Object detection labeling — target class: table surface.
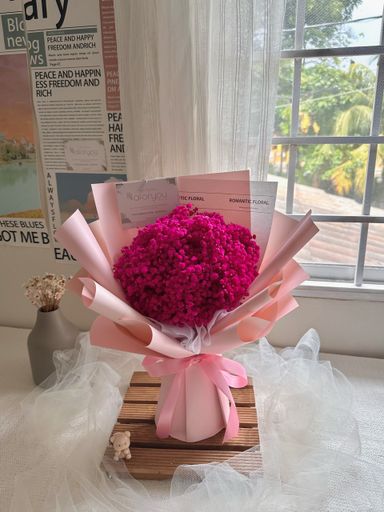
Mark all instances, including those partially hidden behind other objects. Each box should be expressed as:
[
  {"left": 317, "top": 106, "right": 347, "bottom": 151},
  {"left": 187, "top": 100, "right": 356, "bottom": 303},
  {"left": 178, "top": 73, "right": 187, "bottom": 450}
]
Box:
[{"left": 1, "top": 326, "right": 383, "bottom": 502}]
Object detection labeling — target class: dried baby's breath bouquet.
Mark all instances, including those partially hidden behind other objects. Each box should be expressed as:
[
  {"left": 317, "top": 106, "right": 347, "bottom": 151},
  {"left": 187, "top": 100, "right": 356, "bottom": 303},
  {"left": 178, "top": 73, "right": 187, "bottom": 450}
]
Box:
[{"left": 23, "top": 273, "right": 69, "bottom": 312}]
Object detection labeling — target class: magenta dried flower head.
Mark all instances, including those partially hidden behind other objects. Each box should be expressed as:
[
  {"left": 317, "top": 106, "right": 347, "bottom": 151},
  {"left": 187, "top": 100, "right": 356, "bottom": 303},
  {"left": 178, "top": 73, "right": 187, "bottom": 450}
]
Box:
[{"left": 113, "top": 204, "right": 260, "bottom": 327}]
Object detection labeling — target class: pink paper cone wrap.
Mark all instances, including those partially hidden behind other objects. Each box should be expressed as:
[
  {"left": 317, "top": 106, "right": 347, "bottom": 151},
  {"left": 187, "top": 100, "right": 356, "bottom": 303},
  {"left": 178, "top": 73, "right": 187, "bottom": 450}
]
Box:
[{"left": 54, "top": 178, "right": 318, "bottom": 443}]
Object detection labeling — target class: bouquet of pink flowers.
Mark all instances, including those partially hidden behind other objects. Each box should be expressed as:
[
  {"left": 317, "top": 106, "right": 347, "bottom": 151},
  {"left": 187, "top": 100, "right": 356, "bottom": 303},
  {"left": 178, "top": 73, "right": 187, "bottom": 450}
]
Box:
[{"left": 56, "top": 171, "right": 318, "bottom": 443}]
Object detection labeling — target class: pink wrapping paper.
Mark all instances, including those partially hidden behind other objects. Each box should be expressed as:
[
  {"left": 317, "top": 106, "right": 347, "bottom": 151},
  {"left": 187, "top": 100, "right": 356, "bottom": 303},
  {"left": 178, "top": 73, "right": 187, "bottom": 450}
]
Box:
[
  {"left": 55, "top": 179, "right": 318, "bottom": 443},
  {"left": 156, "top": 367, "right": 229, "bottom": 443}
]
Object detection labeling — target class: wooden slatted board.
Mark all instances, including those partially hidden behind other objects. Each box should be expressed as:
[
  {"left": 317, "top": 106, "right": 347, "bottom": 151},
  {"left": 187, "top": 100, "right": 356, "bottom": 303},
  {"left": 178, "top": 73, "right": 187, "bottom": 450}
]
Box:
[{"left": 104, "top": 372, "right": 260, "bottom": 480}]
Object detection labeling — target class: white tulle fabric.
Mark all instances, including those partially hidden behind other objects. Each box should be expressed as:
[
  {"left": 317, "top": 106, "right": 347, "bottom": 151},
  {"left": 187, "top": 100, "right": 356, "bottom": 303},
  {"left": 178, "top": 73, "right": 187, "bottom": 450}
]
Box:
[{"left": 1, "top": 329, "right": 383, "bottom": 511}]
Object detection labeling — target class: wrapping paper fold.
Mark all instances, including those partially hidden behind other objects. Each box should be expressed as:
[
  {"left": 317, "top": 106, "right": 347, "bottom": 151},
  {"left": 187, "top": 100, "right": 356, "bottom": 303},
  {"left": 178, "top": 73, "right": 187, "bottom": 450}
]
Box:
[{"left": 55, "top": 181, "right": 318, "bottom": 442}]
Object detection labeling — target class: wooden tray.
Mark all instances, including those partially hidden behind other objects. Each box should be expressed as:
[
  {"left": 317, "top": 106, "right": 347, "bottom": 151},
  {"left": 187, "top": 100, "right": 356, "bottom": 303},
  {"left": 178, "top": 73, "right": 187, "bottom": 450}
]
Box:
[{"left": 104, "top": 372, "right": 260, "bottom": 480}]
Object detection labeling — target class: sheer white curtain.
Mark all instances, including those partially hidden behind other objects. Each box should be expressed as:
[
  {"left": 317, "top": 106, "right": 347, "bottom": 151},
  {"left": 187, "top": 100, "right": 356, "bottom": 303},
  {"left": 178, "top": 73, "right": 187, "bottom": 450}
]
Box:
[{"left": 114, "top": 0, "right": 285, "bottom": 180}]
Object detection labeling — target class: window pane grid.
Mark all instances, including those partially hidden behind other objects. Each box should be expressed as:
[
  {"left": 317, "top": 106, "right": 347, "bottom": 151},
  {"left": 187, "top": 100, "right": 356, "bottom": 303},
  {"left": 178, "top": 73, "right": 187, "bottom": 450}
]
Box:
[
  {"left": 355, "top": 17, "right": 384, "bottom": 285},
  {"left": 281, "top": 46, "right": 384, "bottom": 58},
  {"left": 286, "top": 0, "right": 306, "bottom": 214},
  {"left": 273, "top": 136, "right": 384, "bottom": 144},
  {"left": 288, "top": 215, "right": 384, "bottom": 223},
  {"left": 355, "top": 223, "right": 369, "bottom": 285},
  {"left": 273, "top": 0, "right": 384, "bottom": 287}
]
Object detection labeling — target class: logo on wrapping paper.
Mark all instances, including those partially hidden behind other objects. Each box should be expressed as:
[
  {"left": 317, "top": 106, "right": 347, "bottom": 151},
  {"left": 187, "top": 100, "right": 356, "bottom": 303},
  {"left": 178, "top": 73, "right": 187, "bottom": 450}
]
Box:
[{"left": 127, "top": 192, "right": 168, "bottom": 202}]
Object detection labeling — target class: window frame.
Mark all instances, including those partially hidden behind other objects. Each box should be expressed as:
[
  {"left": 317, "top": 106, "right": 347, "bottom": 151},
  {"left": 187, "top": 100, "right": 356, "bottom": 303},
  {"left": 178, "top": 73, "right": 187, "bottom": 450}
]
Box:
[{"left": 272, "top": 1, "right": 384, "bottom": 288}]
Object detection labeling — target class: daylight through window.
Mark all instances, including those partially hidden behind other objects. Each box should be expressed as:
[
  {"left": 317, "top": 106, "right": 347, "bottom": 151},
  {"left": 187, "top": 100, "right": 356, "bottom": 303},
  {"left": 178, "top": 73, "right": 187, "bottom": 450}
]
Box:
[{"left": 270, "top": 0, "right": 384, "bottom": 285}]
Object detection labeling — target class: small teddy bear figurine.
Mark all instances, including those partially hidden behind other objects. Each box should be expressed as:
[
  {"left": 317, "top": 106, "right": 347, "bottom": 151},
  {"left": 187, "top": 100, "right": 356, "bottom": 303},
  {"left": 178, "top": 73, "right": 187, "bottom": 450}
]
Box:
[{"left": 110, "top": 431, "right": 131, "bottom": 461}]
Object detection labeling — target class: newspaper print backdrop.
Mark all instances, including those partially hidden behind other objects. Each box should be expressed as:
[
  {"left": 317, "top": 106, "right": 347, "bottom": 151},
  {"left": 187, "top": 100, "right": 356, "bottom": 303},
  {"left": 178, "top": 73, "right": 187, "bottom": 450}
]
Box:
[
  {"left": 13, "top": 0, "right": 126, "bottom": 259},
  {"left": 24, "top": 0, "right": 127, "bottom": 261}
]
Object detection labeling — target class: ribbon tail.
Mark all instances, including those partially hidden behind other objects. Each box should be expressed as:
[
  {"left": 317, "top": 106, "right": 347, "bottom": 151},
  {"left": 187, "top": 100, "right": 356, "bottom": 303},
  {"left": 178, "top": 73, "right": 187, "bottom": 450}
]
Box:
[
  {"left": 155, "top": 372, "right": 183, "bottom": 439},
  {"left": 202, "top": 361, "right": 241, "bottom": 442},
  {"left": 217, "top": 357, "right": 248, "bottom": 388},
  {"left": 142, "top": 355, "right": 190, "bottom": 440}
]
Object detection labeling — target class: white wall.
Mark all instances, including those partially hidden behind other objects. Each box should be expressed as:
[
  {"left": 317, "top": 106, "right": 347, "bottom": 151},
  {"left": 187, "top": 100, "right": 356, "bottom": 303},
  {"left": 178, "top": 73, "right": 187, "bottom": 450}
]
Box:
[
  {"left": 0, "top": 245, "right": 96, "bottom": 331},
  {"left": 270, "top": 296, "right": 384, "bottom": 357},
  {"left": 1, "top": 245, "right": 383, "bottom": 358}
]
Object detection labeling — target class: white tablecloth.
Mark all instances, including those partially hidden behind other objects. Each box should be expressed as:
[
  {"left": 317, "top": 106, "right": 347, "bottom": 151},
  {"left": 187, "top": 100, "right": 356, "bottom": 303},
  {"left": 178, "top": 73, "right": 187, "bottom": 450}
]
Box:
[{"left": 1, "top": 326, "right": 383, "bottom": 510}]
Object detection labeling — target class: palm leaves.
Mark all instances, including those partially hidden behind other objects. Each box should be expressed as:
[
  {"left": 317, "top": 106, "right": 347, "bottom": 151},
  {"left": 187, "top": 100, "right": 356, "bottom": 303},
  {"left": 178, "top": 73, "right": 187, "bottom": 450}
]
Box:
[
  {"left": 334, "top": 104, "right": 372, "bottom": 137},
  {"left": 328, "top": 62, "right": 379, "bottom": 199},
  {"left": 328, "top": 145, "right": 384, "bottom": 197},
  {"left": 327, "top": 145, "right": 368, "bottom": 196}
]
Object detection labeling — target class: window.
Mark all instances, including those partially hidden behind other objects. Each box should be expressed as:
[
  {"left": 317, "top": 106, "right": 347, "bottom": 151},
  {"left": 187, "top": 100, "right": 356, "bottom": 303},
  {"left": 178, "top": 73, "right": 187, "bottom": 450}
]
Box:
[{"left": 270, "top": 0, "right": 384, "bottom": 288}]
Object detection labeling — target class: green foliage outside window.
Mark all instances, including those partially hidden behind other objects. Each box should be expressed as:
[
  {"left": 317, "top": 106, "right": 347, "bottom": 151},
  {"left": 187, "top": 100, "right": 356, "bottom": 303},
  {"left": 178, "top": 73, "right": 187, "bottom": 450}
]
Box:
[{"left": 271, "top": 0, "right": 384, "bottom": 209}]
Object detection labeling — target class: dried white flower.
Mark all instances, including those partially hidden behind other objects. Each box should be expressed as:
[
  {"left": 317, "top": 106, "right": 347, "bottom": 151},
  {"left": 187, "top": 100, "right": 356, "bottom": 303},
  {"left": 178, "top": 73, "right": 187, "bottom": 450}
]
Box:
[{"left": 23, "top": 273, "right": 70, "bottom": 312}]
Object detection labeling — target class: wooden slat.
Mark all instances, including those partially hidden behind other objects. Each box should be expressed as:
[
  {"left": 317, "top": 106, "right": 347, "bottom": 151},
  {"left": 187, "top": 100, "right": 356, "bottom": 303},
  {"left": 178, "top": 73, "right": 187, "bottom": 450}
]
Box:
[
  {"left": 105, "top": 371, "right": 260, "bottom": 479},
  {"left": 124, "top": 447, "right": 262, "bottom": 479},
  {"left": 119, "top": 403, "right": 257, "bottom": 427},
  {"left": 113, "top": 423, "right": 259, "bottom": 450},
  {"left": 124, "top": 385, "right": 255, "bottom": 406},
  {"left": 130, "top": 372, "right": 253, "bottom": 388},
  {"left": 130, "top": 373, "right": 161, "bottom": 386}
]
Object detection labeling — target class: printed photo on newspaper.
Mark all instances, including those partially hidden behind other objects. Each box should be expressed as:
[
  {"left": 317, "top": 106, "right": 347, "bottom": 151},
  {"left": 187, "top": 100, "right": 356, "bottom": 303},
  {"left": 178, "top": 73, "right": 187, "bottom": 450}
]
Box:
[{"left": 0, "top": 0, "right": 49, "bottom": 247}]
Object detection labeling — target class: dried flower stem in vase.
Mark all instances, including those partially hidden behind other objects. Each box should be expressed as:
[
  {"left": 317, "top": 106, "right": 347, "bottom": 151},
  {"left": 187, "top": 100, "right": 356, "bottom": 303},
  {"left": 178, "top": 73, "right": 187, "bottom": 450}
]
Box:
[{"left": 23, "top": 273, "right": 70, "bottom": 312}]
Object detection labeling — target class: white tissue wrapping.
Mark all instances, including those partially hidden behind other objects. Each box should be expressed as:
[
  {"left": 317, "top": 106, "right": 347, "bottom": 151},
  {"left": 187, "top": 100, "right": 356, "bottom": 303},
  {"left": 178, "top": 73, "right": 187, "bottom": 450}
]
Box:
[{"left": 0, "top": 329, "right": 383, "bottom": 511}]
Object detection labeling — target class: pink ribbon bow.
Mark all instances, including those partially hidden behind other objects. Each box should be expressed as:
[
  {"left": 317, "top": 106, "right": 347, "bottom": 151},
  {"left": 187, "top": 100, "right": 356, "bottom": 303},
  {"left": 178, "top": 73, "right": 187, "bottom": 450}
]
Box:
[{"left": 142, "top": 353, "right": 248, "bottom": 442}]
